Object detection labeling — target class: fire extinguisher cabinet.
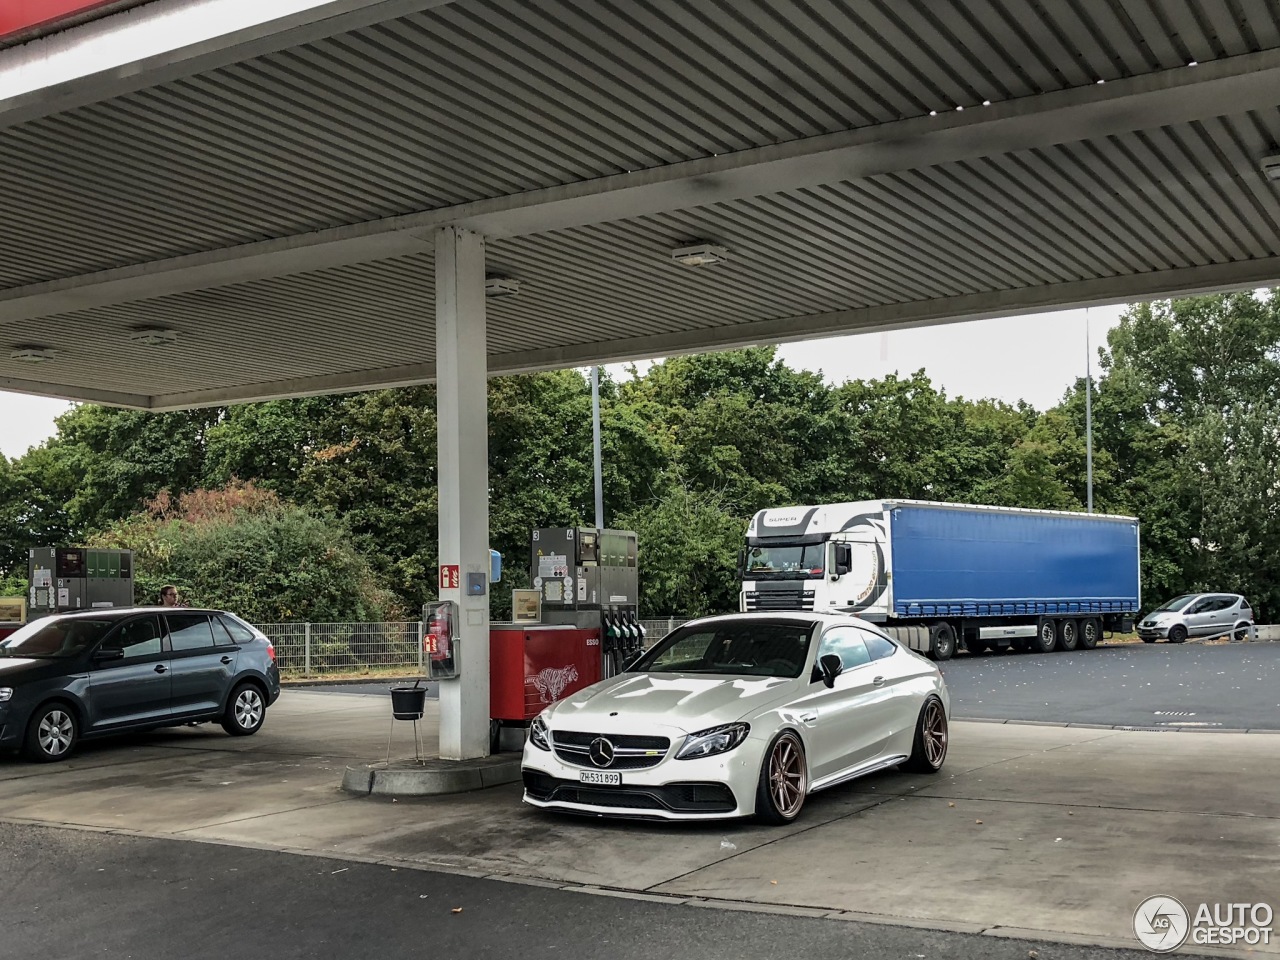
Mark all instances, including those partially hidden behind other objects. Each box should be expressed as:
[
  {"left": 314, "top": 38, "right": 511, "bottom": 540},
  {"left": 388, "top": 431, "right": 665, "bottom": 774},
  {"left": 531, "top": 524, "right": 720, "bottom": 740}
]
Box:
[{"left": 490, "top": 625, "right": 602, "bottom": 723}]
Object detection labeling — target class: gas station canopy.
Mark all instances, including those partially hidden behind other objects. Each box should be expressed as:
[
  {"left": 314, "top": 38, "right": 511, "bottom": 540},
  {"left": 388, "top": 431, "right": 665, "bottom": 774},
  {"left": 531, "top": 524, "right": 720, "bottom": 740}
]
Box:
[{"left": 2, "top": 0, "right": 1280, "bottom": 410}]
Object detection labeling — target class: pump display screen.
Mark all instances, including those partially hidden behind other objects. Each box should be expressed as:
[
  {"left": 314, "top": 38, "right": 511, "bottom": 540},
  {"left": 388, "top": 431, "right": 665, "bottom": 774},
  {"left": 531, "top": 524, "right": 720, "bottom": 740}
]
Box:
[{"left": 745, "top": 543, "right": 825, "bottom": 578}]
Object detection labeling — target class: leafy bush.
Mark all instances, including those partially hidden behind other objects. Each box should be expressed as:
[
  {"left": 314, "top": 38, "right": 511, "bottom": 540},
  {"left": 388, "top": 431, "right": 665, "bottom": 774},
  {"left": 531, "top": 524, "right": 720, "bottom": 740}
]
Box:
[{"left": 88, "top": 482, "right": 401, "bottom": 623}]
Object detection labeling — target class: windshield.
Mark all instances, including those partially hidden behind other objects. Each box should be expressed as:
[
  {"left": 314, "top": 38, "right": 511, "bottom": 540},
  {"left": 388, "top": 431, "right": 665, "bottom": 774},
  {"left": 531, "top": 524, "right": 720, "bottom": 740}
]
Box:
[
  {"left": 1152, "top": 595, "right": 1197, "bottom": 613},
  {"left": 629, "top": 620, "right": 816, "bottom": 678},
  {"left": 0, "top": 618, "right": 115, "bottom": 658},
  {"left": 745, "top": 543, "right": 825, "bottom": 579}
]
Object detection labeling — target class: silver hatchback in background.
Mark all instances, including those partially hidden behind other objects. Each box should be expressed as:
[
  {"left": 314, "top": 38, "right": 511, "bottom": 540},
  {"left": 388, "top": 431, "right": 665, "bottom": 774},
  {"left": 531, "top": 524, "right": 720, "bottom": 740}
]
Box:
[{"left": 1137, "top": 593, "right": 1254, "bottom": 644}]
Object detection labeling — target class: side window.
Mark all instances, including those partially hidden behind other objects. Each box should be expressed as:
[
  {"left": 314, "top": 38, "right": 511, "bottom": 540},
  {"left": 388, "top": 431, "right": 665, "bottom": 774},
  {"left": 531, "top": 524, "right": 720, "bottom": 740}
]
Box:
[
  {"left": 817, "top": 627, "right": 872, "bottom": 673},
  {"left": 218, "top": 615, "right": 257, "bottom": 645},
  {"left": 105, "top": 616, "right": 163, "bottom": 660},
  {"left": 860, "top": 631, "right": 897, "bottom": 662},
  {"left": 166, "top": 614, "right": 215, "bottom": 652},
  {"left": 1187, "top": 598, "right": 1210, "bottom": 614},
  {"left": 1209, "top": 596, "right": 1234, "bottom": 612}
]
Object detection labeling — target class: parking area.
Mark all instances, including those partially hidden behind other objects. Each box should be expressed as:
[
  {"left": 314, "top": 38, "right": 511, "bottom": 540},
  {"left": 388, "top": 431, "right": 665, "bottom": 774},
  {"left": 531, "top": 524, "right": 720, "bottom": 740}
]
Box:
[{"left": 1, "top": 687, "right": 1276, "bottom": 957}]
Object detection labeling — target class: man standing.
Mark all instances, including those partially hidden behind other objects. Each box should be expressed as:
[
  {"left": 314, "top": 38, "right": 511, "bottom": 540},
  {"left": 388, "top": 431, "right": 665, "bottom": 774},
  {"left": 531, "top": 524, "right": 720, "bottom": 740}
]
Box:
[{"left": 159, "top": 585, "right": 182, "bottom": 607}]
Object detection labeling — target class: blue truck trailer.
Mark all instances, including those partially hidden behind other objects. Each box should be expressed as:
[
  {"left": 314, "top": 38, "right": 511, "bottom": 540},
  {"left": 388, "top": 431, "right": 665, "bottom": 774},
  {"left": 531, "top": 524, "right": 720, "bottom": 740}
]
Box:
[{"left": 740, "top": 499, "right": 1141, "bottom": 659}]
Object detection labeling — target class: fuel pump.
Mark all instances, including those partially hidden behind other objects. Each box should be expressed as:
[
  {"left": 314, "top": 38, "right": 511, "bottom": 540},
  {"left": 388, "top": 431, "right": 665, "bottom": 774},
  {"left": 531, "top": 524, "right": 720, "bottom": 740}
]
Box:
[{"left": 531, "top": 527, "right": 640, "bottom": 678}]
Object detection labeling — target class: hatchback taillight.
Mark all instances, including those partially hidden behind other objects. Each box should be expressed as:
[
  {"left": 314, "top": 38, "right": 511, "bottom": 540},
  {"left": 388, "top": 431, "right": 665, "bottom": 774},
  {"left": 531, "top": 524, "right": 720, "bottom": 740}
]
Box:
[{"left": 266, "top": 641, "right": 276, "bottom": 662}]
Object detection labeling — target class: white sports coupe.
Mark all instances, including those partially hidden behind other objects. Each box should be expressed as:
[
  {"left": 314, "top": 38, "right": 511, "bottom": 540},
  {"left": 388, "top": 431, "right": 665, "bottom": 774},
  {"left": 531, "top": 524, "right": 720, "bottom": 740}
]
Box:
[{"left": 521, "top": 612, "right": 950, "bottom": 823}]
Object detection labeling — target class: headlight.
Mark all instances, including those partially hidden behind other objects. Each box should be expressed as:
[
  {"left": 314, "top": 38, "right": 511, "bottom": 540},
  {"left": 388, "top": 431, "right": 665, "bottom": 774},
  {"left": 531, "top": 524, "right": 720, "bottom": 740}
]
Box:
[
  {"left": 0, "top": 687, "right": 12, "bottom": 702},
  {"left": 529, "top": 714, "right": 551, "bottom": 751},
  {"left": 675, "top": 723, "right": 750, "bottom": 760}
]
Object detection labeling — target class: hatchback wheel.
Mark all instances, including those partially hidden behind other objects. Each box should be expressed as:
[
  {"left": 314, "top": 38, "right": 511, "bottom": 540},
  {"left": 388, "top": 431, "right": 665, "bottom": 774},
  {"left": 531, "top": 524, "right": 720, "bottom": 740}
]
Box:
[
  {"left": 1233, "top": 623, "right": 1252, "bottom": 642},
  {"left": 1168, "top": 625, "right": 1188, "bottom": 644},
  {"left": 755, "top": 731, "right": 807, "bottom": 825},
  {"left": 24, "top": 703, "right": 78, "bottom": 763},
  {"left": 222, "top": 683, "right": 267, "bottom": 737},
  {"left": 902, "top": 697, "right": 948, "bottom": 773}
]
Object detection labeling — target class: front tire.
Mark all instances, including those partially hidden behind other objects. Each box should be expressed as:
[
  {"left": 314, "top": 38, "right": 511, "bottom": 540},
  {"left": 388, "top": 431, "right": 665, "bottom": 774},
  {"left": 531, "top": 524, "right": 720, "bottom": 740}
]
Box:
[
  {"left": 928, "top": 622, "right": 956, "bottom": 661},
  {"left": 754, "top": 731, "right": 807, "bottom": 825},
  {"left": 24, "top": 702, "right": 78, "bottom": 762},
  {"left": 222, "top": 683, "right": 267, "bottom": 737},
  {"left": 902, "top": 696, "right": 948, "bottom": 773},
  {"left": 1168, "top": 625, "right": 1188, "bottom": 644}
]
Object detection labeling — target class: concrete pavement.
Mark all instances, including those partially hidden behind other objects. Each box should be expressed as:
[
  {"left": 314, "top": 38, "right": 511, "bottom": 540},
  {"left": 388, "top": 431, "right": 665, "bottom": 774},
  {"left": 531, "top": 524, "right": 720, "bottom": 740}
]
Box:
[{"left": 0, "top": 691, "right": 1274, "bottom": 957}]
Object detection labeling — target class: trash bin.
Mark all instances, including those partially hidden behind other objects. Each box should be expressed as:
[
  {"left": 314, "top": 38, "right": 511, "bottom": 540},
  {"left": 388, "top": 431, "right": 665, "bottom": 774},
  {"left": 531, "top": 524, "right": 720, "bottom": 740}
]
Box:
[{"left": 390, "top": 686, "right": 426, "bottom": 721}]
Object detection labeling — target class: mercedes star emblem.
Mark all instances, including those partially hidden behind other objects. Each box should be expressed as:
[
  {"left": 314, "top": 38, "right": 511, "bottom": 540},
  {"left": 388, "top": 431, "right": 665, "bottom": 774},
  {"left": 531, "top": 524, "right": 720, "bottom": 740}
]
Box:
[{"left": 588, "top": 737, "right": 616, "bottom": 767}]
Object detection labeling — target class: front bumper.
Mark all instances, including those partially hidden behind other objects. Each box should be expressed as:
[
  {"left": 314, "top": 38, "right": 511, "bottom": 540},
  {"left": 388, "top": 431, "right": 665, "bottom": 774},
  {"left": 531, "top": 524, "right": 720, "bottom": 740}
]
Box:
[
  {"left": 521, "top": 736, "right": 766, "bottom": 821},
  {"left": 1136, "top": 623, "right": 1170, "bottom": 640}
]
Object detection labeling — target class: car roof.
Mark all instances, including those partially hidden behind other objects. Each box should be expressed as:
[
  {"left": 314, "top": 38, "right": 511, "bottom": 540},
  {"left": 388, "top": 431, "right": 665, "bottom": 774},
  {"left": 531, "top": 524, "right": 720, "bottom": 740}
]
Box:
[{"left": 40, "top": 607, "right": 232, "bottom": 620}]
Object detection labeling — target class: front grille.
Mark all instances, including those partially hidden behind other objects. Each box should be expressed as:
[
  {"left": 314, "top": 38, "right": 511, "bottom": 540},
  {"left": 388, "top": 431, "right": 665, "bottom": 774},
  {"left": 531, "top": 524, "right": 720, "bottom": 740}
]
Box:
[
  {"left": 523, "top": 772, "right": 736, "bottom": 814},
  {"left": 745, "top": 590, "right": 814, "bottom": 611},
  {"left": 551, "top": 731, "right": 671, "bottom": 770}
]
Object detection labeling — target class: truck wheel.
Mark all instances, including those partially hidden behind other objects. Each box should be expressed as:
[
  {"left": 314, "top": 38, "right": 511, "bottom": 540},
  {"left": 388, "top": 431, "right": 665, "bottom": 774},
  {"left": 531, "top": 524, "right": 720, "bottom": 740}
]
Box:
[
  {"left": 927, "top": 622, "right": 956, "bottom": 661},
  {"left": 1033, "top": 619, "right": 1057, "bottom": 653},
  {"left": 1056, "top": 619, "right": 1079, "bottom": 651},
  {"left": 1079, "top": 618, "right": 1101, "bottom": 649}
]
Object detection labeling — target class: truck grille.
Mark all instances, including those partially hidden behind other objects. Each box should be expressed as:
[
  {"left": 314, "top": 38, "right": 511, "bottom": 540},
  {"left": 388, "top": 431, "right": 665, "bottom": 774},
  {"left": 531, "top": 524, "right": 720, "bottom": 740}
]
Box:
[
  {"left": 744, "top": 590, "right": 814, "bottom": 611},
  {"left": 551, "top": 731, "right": 670, "bottom": 770}
]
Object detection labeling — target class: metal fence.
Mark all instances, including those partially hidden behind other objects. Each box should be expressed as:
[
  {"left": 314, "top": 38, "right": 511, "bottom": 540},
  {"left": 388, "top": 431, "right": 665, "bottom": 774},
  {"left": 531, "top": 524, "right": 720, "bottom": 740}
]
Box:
[
  {"left": 254, "top": 621, "right": 423, "bottom": 677},
  {"left": 253, "top": 618, "right": 698, "bottom": 676}
]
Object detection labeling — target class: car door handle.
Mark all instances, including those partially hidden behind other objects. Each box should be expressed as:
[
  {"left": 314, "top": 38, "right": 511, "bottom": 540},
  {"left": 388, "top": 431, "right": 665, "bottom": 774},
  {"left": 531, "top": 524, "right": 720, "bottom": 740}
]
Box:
[
  {"left": 220, "top": 656, "right": 234, "bottom": 665},
  {"left": 872, "top": 676, "right": 886, "bottom": 687},
  {"left": 154, "top": 664, "right": 167, "bottom": 674},
  {"left": 799, "top": 712, "right": 818, "bottom": 724}
]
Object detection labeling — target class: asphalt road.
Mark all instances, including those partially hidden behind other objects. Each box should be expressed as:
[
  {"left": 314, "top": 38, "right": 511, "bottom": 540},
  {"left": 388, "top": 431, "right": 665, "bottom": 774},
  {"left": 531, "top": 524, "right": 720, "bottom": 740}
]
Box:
[
  {"left": 295, "top": 642, "right": 1280, "bottom": 730},
  {"left": 0, "top": 822, "right": 1215, "bottom": 960},
  {"left": 940, "top": 641, "right": 1280, "bottom": 729}
]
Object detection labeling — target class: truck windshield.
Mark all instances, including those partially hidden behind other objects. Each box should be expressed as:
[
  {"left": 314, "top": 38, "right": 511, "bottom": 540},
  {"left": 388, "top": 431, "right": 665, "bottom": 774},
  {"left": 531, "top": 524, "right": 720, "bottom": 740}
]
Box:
[{"left": 745, "top": 543, "right": 825, "bottom": 579}]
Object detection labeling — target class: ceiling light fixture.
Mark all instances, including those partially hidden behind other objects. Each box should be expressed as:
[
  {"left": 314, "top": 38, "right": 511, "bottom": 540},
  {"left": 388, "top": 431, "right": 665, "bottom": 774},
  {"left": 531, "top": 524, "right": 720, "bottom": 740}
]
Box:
[
  {"left": 672, "top": 242, "right": 730, "bottom": 267},
  {"left": 1261, "top": 155, "right": 1280, "bottom": 182},
  {"left": 485, "top": 276, "right": 521, "bottom": 298},
  {"left": 129, "top": 326, "right": 179, "bottom": 346},
  {"left": 9, "top": 345, "right": 56, "bottom": 363}
]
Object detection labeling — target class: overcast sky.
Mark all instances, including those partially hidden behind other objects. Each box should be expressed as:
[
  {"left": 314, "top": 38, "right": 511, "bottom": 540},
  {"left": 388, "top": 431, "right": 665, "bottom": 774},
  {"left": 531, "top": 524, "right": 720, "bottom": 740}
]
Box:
[{"left": 0, "top": 304, "right": 1125, "bottom": 461}]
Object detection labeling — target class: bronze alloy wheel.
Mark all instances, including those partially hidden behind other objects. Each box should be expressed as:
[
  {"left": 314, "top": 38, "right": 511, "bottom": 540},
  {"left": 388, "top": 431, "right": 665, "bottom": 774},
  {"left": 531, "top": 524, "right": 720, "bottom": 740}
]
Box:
[
  {"left": 768, "top": 733, "right": 807, "bottom": 819},
  {"left": 922, "top": 700, "right": 948, "bottom": 767}
]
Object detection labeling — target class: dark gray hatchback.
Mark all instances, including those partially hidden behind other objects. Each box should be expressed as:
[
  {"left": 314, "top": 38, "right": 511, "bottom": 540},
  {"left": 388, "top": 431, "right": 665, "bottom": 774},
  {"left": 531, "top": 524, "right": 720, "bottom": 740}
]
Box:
[{"left": 0, "top": 608, "right": 281, "bottom": 762}]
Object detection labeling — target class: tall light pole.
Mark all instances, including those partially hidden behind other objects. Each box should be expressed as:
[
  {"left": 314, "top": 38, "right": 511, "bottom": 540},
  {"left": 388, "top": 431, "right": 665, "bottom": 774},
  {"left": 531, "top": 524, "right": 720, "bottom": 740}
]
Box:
[
  {"left": 1085, "top": 308, "right": 1094, "bottom": 514},
  {"left": 591, "top": 366, "right": 604, "bottom": 530}
]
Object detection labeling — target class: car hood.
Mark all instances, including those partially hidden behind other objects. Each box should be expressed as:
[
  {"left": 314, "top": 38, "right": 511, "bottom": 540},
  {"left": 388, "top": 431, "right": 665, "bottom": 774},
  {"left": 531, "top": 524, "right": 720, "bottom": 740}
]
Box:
[
  {"left": 0, "top": 657, "right": 59, "bottom": 681},
  {"left": 547, "top": 671, "right": 796, "bottom": 735}
]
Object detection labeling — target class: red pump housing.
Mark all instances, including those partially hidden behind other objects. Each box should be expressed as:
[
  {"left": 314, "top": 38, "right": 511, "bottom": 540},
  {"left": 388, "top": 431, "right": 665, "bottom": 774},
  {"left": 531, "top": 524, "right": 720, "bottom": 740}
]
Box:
[{"left": 490, "top": 625, "right": 602, "bottom": 722}]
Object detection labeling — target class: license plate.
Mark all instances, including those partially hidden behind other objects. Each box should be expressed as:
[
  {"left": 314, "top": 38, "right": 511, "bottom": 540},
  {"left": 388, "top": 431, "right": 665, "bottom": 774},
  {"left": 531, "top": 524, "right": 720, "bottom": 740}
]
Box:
[{"left": 579, "top": 770, "right": 621, "bottom": 786}]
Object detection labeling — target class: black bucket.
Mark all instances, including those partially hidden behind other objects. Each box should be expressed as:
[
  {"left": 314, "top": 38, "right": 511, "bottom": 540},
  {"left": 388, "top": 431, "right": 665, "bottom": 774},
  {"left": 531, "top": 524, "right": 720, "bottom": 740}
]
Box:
[{"left": 390, "top": 686, "right": 427, "bottom": 720}]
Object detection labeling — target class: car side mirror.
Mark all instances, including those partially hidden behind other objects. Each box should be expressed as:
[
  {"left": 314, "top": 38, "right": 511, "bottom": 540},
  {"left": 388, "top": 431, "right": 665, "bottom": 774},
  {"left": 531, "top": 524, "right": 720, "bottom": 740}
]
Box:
[
  {"left": 819, "top": 653, "right": 843, "bottom": 688},
  {"left": 93, "top": 647, "right": 124, "bottom": 663}
]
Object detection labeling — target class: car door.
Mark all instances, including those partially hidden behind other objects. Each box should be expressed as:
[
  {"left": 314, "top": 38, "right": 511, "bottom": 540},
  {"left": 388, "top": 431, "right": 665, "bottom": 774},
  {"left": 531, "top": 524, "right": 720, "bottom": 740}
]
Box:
[
  {"left": 87, "top": 615, "right": 171, "bottom": 730},
  {"left": 1209, "top": 596, "right": 1240, "bottom": 636},
  {"left": 1183, "top": 596, "right": 1214, "bottom": 636},
  {"left": 165, "top": 613, "right": 234, "bottom": 717},
  {"left": 791, "top": 627, "right": 893, "bottom": 781}
]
